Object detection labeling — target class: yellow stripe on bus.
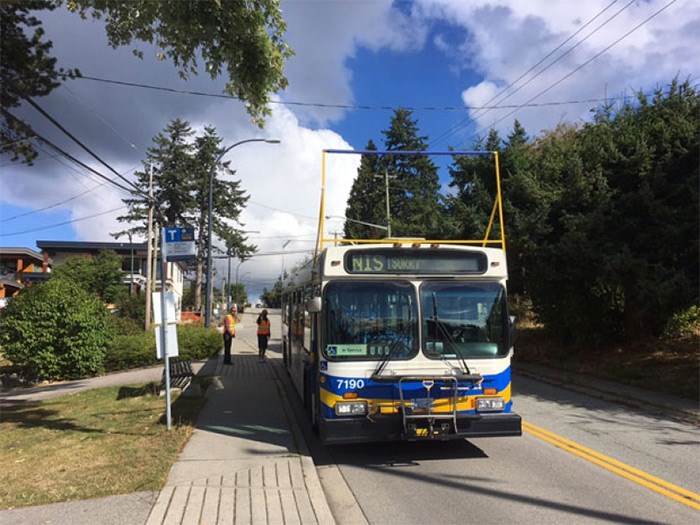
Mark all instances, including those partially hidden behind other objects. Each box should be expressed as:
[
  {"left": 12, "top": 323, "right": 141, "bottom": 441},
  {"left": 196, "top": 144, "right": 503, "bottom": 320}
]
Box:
[{"left": 318, "top": 383, "right": 512, "bottom": 414}]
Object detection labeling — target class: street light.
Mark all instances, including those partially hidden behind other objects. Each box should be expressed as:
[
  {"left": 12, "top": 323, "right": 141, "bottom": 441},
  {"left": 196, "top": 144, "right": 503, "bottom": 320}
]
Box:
[{"left": 204, "top": 138, "right": 280, "bottom": 327}]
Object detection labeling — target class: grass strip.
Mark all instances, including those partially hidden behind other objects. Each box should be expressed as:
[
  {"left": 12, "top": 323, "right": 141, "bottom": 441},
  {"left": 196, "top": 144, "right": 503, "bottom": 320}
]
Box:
[{"left": 0, "top": 382, "right": 205, "bottom": 510}]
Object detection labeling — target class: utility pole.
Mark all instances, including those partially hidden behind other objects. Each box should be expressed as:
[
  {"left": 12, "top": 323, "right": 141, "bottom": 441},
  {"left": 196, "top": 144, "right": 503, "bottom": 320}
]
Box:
[
  {"left": 144, "top": 167, "right": 154, "bottom": 330},
  {"left": 384, "top": 168, "right": 392, "bottom": 238},
  {"left": 128, "top": 232, "right": 134, "bottom": 295},
  {"left": 226, "top": 249, "right": 234, "bottom": 310}
]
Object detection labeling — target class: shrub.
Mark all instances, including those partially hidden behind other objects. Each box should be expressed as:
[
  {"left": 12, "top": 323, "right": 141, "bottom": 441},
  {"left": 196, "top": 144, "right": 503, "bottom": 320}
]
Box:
[
  {"left": 109, "top": 315, "right": 144, "bottom": 336},
  {"left": 104, "top": 331, "right": 157, "bottom": 371},
  {"left": 0, "top": 280, "right": 112, "bottom": 381},
  {"left": 663, "top": 306, "right": 700, "bottom": 341},
  {"left": 104, "top": 325, "right": 221, "bottom": 372},
  {"left": 176, "top": 325, "right": 221, "bottom": 361},
  {"left": 115, "top": 293, "right": 146, "bottom": 323}
]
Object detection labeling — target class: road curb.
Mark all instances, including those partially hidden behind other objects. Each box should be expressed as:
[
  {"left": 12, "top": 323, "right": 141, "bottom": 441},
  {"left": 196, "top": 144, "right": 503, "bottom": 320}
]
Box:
[
  {"left": 270, "top": 359, "right": 336, "bottom": 524},
  {"left": 514, "top": 362, "right": 700, "bottom": 425}
]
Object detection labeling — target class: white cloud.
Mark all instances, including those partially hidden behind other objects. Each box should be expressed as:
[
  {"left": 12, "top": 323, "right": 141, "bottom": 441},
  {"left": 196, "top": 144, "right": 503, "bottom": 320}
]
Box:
[
  {"left": 280, "top": 0, "right": 427, "bottom": 125},
  {"left": 415, "top": 0, "right": 700, "bottom": 140}
]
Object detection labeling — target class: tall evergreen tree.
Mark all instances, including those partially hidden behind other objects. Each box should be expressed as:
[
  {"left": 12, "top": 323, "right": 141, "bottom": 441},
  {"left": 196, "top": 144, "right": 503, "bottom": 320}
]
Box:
[
  {"left": 115, "top": 119, "right": 255, "bottom": 314},
  {"left": 1, "top": 0, "right": 292, "bottom": 163},
  {"left": 343, "top": 140, "right": 386, "bottom": 238},
  {"left": 529, "top": 79, "right": 699, "bottom": 342},
  {"left": 380, "top": 108, "right": 440, "bottom": 237},
  {"left": 446, "top": 128, "right": 503, "bottom": 241}
]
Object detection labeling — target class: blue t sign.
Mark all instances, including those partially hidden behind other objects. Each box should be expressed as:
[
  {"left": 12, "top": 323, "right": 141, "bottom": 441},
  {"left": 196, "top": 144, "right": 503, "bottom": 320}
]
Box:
[{"left": 164, "top": 227, "right": 196, "bottom": 261}]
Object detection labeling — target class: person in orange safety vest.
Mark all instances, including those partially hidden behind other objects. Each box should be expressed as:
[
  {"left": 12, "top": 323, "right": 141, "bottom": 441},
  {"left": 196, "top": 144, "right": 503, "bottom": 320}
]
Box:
[
  {"left": 223, "top": 305, "right": 237, "bottom": 365},
  {"left": 256, "top": 309, "right": 271, "bottom": 363}
]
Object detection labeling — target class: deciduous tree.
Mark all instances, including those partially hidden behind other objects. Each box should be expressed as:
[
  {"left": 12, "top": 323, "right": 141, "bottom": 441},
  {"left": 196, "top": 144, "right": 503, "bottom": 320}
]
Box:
[{"left": 1, "top": 0, "right": 292, "bottom": 162}]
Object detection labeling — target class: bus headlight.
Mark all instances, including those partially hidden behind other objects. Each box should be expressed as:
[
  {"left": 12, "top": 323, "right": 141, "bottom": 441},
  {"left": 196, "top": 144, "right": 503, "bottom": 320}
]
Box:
[
  {"left": 476, "top": 397, "right": 505, "bottom": 412},
  {"left": 334, "top": 401, "right": 368, "bottom": 416}
]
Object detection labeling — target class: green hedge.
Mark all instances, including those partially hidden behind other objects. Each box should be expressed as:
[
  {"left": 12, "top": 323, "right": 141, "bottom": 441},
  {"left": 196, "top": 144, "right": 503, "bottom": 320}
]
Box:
[
  {"left": 104, "top": 325, "right": 221, "bottom": 372},
  {"left": 0, "top": 279, "right": 112, "bottom": 381}
]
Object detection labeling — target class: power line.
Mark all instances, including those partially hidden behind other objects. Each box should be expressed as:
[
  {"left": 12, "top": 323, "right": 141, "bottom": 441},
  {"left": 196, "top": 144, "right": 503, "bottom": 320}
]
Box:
[
  {"left": 3, "top": 109, "right": 140, "bottom": 196},
  {"left": 75, "top": 74, "right": 647, "bottom": 113},
  {"left": 1, "top": 181, "right": 107, "bottom": 223},
  {"left": 431, "top": 0, "right": 636, "bottom": 148},
  {"left": 248, "top": 200, "right": 318, "bottom": 221},
  {"left": 62, "top": 83, "right": 141, "bottom": 154},
  {"left": 432, "top": 0, "right": 634, "bottom": 145},
  {"left": 473, "top": 0, "right": 679, "bottom": 139},
  {"left": 1, "top": 205, "right": 126, "bottom": 237},
  {"left": 23, "top": 97, "right": 142, "bottom": 193}
]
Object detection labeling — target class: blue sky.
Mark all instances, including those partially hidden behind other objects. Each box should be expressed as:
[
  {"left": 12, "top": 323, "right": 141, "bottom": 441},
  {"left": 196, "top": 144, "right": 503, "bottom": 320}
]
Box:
[{"left": 1, "top": 0, "right": 698, "bottom": 300}]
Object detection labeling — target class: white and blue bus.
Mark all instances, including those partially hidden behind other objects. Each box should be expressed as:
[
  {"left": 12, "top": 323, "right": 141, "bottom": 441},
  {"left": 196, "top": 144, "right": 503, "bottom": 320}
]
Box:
[{"left": 281, "top": 241, "right": 521, "bottom": 445}]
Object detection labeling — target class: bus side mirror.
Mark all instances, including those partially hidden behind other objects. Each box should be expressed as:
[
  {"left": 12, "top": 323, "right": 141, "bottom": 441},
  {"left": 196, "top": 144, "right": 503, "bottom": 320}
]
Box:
[
  {"left": 509, "top": 316, "right": 517, "bottom": 345},
  {"left": 306, "top": 296, "right": 322, "bottom": 313}
]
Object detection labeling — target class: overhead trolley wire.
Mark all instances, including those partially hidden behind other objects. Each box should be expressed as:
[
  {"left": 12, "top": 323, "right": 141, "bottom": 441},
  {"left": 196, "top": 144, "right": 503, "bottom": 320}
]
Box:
[
  {"left": 431, "top": 0, "right": 631, "bottom": 148},
  {"left": 75, "top": 75, "right": 649, "bottom": 113},
  {"left": 472, "top": 0, "right": 679, "bottom": 140}
]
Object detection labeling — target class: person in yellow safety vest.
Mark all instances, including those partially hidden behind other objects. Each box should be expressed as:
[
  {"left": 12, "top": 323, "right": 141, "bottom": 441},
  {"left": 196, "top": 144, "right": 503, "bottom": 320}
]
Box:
[
  {"left": 223, "top": 305, "right": 237, "bottom": 365},
  {"left": 256, "top": 309, "right": 271, "bottom": 363}
]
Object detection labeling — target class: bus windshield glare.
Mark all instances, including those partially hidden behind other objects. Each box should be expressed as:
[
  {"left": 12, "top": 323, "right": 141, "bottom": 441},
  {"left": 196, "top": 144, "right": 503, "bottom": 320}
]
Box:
[
  {"left": 323, "top": 281, "right": 418, "bottom": 361},
  {"left": 420, "top": 281, "right": 509, "bottom": 359}
]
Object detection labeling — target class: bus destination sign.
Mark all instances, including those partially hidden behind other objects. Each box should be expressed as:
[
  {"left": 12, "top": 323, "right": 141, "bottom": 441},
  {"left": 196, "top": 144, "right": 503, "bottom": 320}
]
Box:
[{"left": 345, "top": 249, "right": 487, "bottom": 274}]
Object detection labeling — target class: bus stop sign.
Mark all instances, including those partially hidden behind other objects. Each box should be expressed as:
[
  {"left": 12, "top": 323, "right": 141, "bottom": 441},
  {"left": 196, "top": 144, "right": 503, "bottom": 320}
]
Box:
[{"left": 164, "top": 227, "right": 195, "bottom": 261}]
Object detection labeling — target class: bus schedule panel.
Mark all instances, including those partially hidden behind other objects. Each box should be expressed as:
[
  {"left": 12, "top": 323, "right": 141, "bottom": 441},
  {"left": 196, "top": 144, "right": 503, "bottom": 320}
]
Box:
[{"left": 345, "top": 248, "right": 487, "bottom": 275}]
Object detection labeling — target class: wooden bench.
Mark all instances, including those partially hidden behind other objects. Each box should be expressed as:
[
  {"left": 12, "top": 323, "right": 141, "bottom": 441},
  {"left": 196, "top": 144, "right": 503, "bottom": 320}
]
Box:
[{"left": 160, "top": 360, "right": 195, "bottom": 393}]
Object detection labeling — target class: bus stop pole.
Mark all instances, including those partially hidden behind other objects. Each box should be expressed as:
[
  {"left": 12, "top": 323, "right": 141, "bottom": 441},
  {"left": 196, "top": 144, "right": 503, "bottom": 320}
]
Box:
[{"left": 160, "top": 227, "right": 172, "bottom": 431}]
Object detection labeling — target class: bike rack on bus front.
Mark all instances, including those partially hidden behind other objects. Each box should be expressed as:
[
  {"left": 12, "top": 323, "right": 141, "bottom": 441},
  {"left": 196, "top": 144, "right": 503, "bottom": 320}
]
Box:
[{"left": 396, "top": 374, "right": 481, "bottom": 440}]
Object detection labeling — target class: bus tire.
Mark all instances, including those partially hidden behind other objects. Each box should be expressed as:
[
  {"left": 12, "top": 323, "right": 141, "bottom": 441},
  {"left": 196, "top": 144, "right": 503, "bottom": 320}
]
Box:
[{"left": 303, "top": 368, "right": 320, "bottom": 434}]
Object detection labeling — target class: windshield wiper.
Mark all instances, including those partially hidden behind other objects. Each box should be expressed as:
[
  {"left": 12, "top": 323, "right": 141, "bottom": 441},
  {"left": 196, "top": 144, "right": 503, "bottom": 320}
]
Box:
[
  {"left": 371, "top": 297, "right": 414, "bottom": 380},
  {"left": 431, "top": 292, "right": 471, "bottom": 375}
]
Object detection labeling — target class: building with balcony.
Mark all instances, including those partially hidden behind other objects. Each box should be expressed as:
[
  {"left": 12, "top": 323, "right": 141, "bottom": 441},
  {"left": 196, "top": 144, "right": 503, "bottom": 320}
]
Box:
[
  {"left": 0, "top": 247, "right": 49, "bottom": 308},
  {"left": 35, "top": 240, "right": 187, "bottom": 319}
]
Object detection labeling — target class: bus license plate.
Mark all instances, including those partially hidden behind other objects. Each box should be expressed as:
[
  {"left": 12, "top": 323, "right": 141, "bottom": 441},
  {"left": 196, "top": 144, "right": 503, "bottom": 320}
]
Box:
[{"left": 412, "top": 398, "right": 433, "bottom": 409}]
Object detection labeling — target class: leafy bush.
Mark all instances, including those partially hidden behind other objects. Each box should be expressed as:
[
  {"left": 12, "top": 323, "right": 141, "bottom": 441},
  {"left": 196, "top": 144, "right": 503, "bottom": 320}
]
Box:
[
  {"left": 52, "top": 250, "right": 126, "bottom": 304},
  {"left": 176, "top": 325, "right": 221, "bottom": 361},
  {"left": 109, "top": 315, "right": 144, "bottom": 336},
  {"left": 0, "top": 279, "right": 112, "bottom": 381},
  {"left": 104, "top": 331, "right": 157, "bottom": 371},
  {"left": 663, "top": 306, "right": 700, "bottom": 341},
  {"left": 104, "top": 325, "right": 221, "bottom": 372},
  {"left": 115, "top": 293, "right": 146, "bottom": 323}
]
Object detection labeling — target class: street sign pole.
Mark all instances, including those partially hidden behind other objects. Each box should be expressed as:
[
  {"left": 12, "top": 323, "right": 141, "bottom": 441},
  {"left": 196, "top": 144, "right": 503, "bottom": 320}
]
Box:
[{"left": 161, "top": 227, "right": 172, "bottom": 431}]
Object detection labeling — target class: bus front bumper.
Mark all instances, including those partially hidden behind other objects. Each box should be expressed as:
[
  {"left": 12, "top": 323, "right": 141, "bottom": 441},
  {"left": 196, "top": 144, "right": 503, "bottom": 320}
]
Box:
[{"left": 320, "top": 413, "right": 522, "bottom": 445}]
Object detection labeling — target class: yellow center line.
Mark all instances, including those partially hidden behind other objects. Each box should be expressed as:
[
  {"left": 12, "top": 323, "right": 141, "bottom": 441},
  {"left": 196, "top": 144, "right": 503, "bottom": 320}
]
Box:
[{"left": 523, "top": 421, "right": 700, "bottom": 511}]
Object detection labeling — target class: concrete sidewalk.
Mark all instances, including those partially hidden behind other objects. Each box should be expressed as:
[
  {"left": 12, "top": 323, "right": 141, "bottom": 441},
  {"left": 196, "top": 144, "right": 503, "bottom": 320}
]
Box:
[
  {"left": 145, "top": 350, "right": 334, "bottom": 524},
  {"left": 0, "top": 315, "right": 335, "bottom": 525}
]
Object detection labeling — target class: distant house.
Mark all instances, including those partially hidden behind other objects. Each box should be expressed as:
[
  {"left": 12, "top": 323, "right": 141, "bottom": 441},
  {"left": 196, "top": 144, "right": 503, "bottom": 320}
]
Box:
[
  {"left": 35, "top": 240, "right": 187, "bottom": 319},
  {"left": 0, "top": 247, "right": 49, "bottom": 307}
]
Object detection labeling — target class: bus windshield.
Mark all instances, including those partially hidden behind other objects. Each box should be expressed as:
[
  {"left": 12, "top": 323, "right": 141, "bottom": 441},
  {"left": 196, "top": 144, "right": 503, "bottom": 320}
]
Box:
[
  {"left": 323, "top": 281, "right": 418, "bottom": 361},
  {"left": 420, "top": 281, "right": 509, "bottom": 359}
]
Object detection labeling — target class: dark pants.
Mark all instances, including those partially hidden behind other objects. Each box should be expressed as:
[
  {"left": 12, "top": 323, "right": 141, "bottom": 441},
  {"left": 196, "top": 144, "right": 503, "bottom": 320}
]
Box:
[{"left": 223, "top": 333, "right": 233, "bottom": 364}]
